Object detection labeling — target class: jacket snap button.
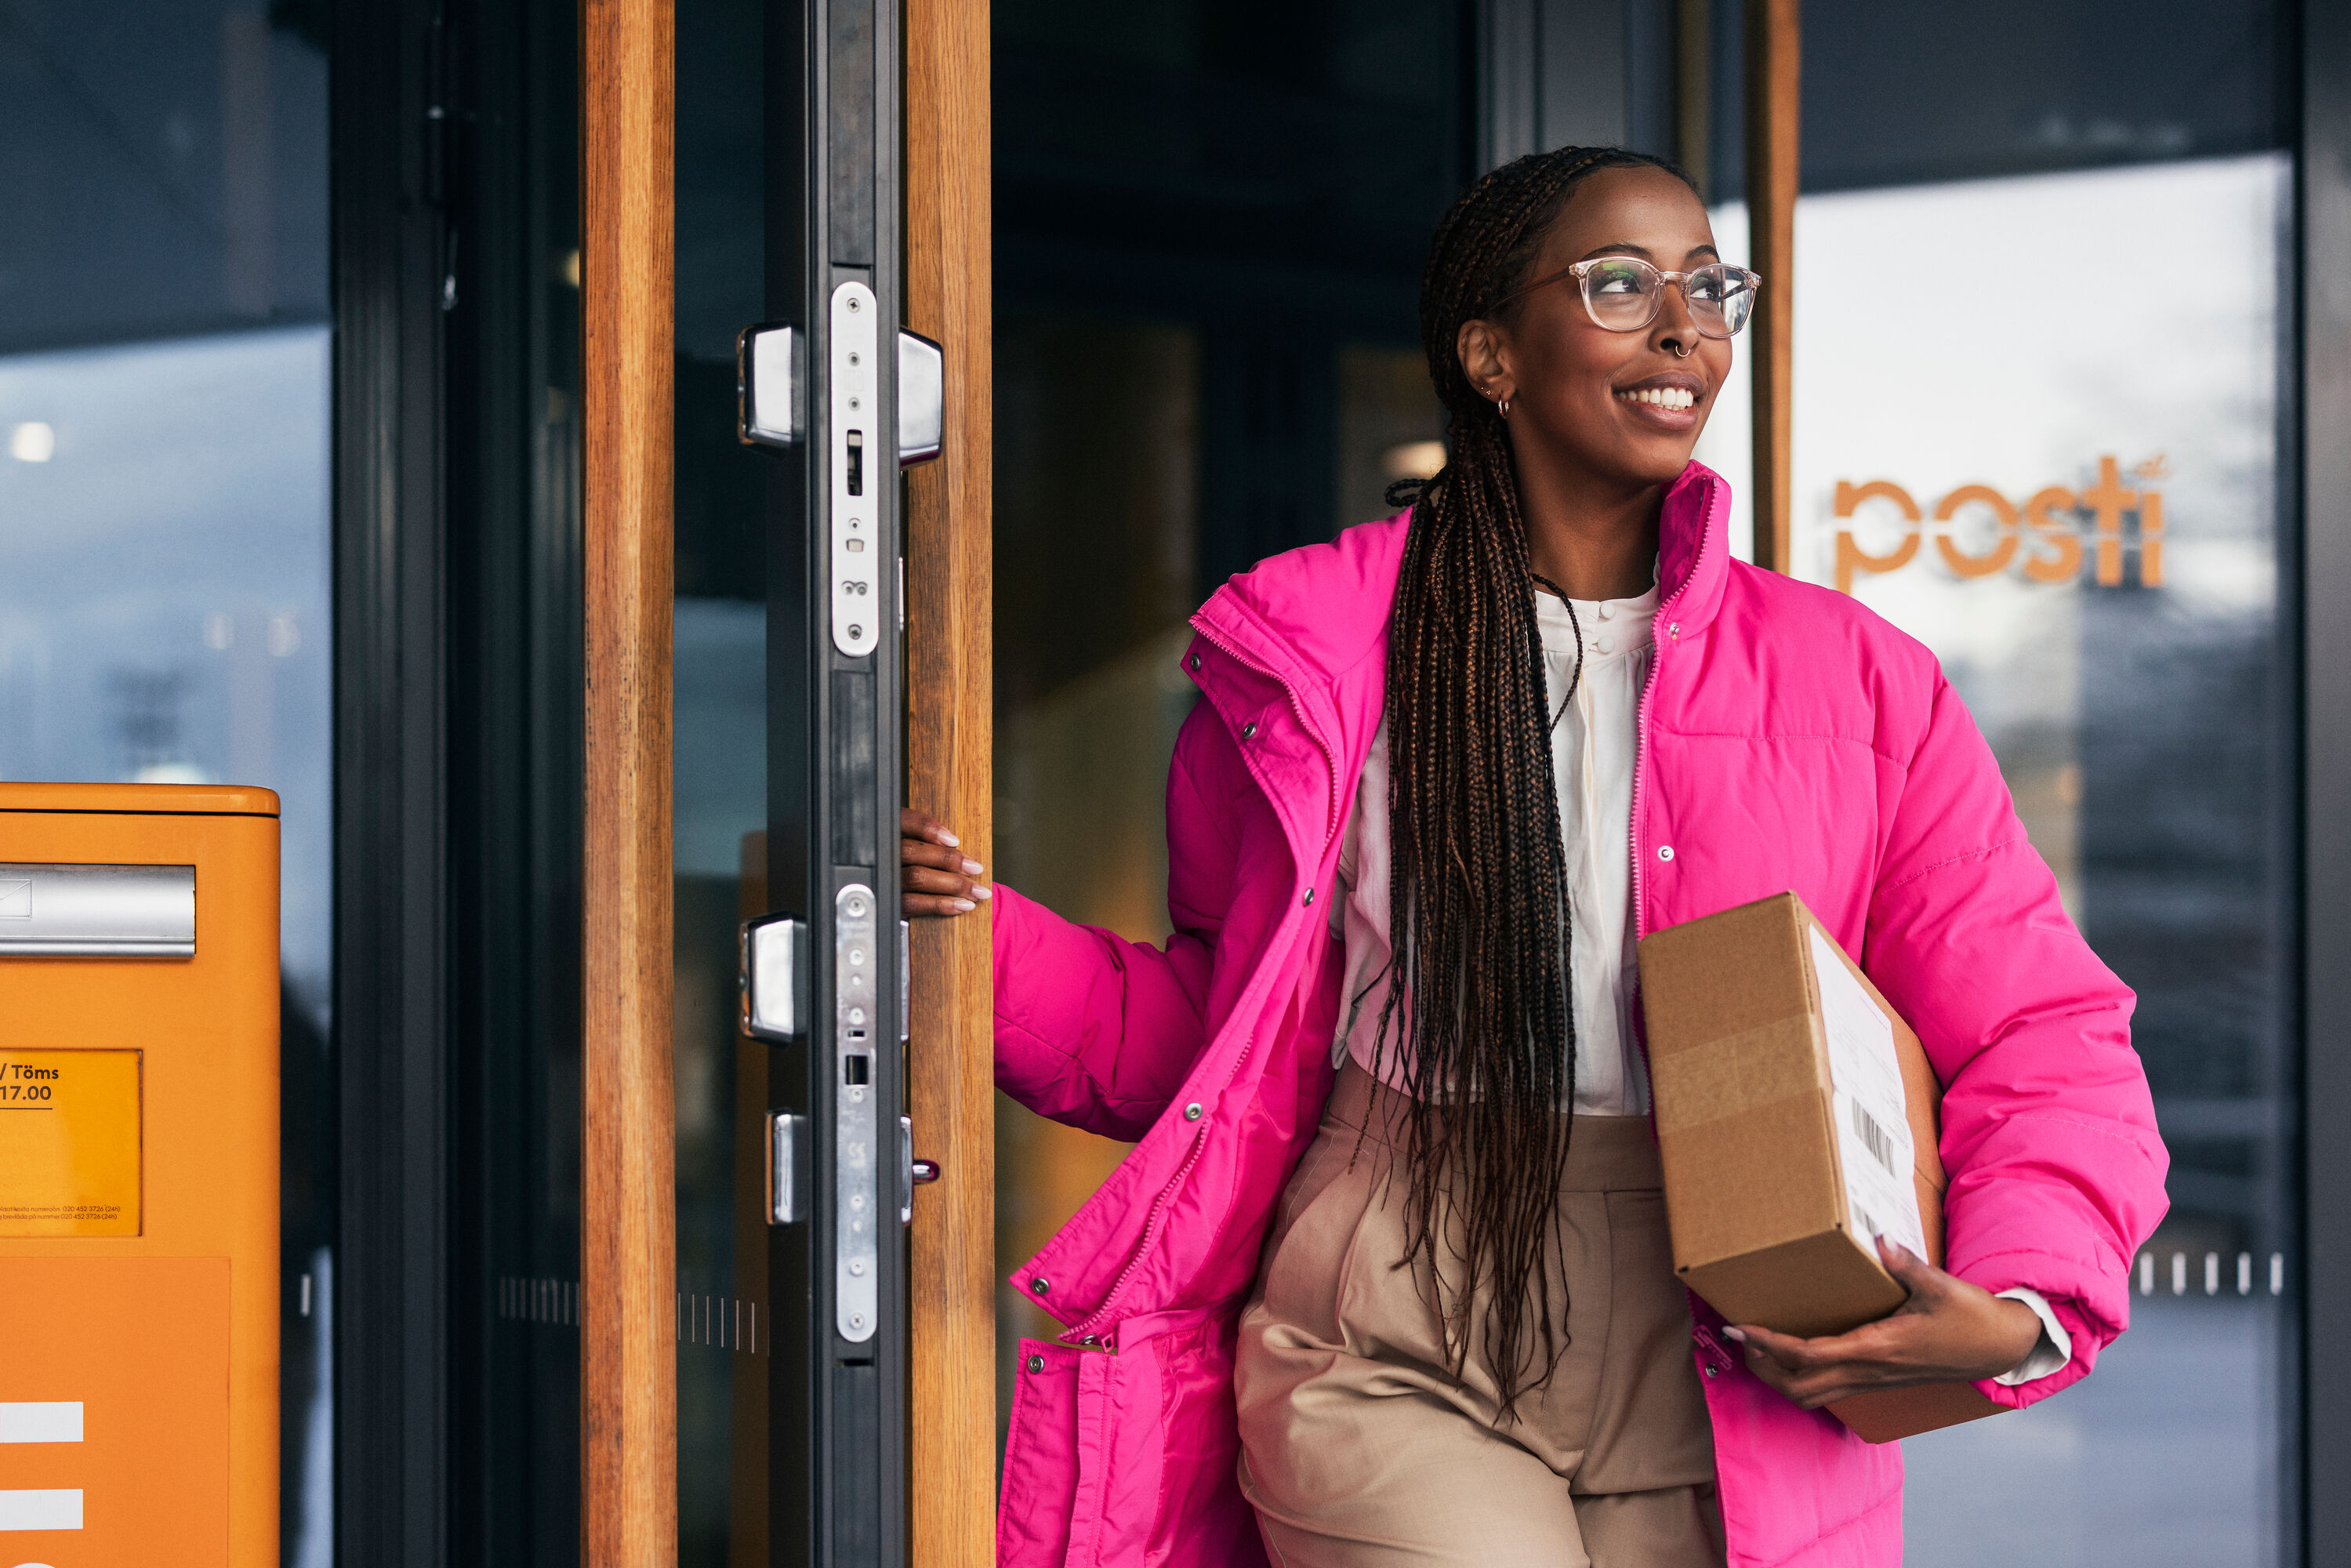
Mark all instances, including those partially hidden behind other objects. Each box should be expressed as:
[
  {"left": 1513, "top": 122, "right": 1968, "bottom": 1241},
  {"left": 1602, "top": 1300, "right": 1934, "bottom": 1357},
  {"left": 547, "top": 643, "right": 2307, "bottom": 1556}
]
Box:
[
  {"left": 1189, "top": 653, "right": 1202, "bottom": 670},
  {"left": 1026, "top": 1354, "right": 1045, "bottom": 1374},
  {"left": 1241, "top": 720, "right": 1258, "bottom": 739},
  {"left": 1030, "top": 1276, "right": 1050, "bottom": 1295},
  {"left": 1668, "top": 622, "right": 1680, "bottom": 639},
  {"left": 1303, "top": 887, "right": 1315, "bottom": 906},
  {"left": 1703, "top": 1363, "right": 1718, "bottom": 1378},
  {"left": 1185, "top": 1102, "right": 1203, "bottom": 1120},
  {"left": 1657, "top": 845, "right": 1675, "bottom": 862}
]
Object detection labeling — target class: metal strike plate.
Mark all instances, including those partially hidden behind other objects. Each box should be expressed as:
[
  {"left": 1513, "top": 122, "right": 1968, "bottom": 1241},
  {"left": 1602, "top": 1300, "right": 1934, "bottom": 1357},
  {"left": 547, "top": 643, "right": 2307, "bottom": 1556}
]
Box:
[
  {"left": 898, "top": 919, "right": 910, "bottom": 1043},
  {"left": 829, "top": 282, "right": 881, "bottom": 659},
  {"left": 767, "top": 1111, "right": 811, "bottom": 1224},
  {"left": 740, "top": 915, "right": 810, "bottom": 1042},
  {"left": 736, "top": 322, "right": 802, "bottom": 448},
  {"left": 835, "top": 883, "right": 881, "bottom": 1342},
  {"left": 898, "top": 328, "right": 943, "bottom": 466},
  {"left": 0, "top": 863, "right": 194, "bottom": 957}
]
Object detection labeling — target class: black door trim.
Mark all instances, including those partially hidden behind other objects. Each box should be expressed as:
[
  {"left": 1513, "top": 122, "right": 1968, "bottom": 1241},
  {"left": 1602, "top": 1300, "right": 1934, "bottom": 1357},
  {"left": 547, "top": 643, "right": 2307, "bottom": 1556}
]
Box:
[{"left": 331, "top": 0, "right": 453, "bottom": 1560}]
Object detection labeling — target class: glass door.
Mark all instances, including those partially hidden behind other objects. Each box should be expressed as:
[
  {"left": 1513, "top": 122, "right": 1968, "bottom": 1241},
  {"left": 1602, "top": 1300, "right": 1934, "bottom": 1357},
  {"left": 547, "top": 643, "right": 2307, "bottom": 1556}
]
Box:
[
  {"left": 1689, "top": 1, "right": 2301, "bottom": 1556},
  {"left": 669, "top": 5, "right": 772, "bottom": 1566}
]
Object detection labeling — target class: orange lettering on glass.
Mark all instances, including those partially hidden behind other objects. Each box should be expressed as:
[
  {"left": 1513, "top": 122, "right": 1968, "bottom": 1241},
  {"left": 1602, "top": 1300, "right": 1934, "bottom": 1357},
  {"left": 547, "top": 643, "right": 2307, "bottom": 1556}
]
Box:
[
  {"left": 1932, "top": 485, "right": 2020, "bottom": 579},
  {"left": 2022, "top": 486, "right": 2084, "bottom": 583},
  {"left": 1830, "top": 457, "right": 2164, "bottom": 593},
  {"left": 1833, "top": 480, "right": 1921, "bottom": 596},
  {"left": 2082, "top": 456, "right": 2139, "bottom": 586}
]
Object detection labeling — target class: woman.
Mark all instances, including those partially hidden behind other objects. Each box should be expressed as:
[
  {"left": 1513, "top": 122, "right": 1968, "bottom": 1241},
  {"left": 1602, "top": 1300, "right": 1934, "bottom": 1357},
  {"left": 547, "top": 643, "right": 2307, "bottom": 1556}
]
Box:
[{"left": 904, "top": 147, "right": 2166, "bottom": 1567}]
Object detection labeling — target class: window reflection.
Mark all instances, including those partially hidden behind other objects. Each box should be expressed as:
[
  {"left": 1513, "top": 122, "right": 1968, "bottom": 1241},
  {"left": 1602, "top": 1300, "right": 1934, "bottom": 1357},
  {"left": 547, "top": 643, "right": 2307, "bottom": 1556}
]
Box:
[
  {"left": 0, "top": 3, "right": 334, "bottom": 1558},
  {"left": 1741, "top": 154, "right": 2295, "bottom": 1563},
  {"left": 0, "top": 328, "right": 332, "bottom": 1006}
]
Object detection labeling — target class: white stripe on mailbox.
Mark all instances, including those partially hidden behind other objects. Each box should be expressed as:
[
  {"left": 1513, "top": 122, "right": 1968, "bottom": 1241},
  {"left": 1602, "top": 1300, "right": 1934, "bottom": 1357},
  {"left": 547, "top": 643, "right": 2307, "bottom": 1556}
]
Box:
[
  {"left": 0, "top": 1404, "right": 82, "bottom": 1443},
  {"left": 0, "top": 1490, "right": 82, "bottom": 1530}
]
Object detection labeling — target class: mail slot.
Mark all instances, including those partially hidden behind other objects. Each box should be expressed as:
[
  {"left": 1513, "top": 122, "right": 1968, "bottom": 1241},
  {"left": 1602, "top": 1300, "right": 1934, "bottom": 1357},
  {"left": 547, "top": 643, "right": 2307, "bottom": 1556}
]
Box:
[{"left": 0, "top": 782, "right": 280, "bottom": 1566}]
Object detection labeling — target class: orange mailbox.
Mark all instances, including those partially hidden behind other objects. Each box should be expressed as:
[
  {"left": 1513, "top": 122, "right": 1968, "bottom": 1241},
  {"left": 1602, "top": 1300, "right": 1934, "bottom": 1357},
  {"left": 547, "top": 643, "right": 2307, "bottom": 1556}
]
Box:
[{"left": 0, "top": 783, "right": 279, "bottom": 1567}]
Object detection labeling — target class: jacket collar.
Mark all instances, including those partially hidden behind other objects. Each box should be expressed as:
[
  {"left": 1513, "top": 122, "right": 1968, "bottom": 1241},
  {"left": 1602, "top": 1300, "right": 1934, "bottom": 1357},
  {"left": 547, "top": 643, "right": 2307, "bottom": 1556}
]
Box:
[{"left": 1194, "top": 459, "right": 1733, "bottom": 701}]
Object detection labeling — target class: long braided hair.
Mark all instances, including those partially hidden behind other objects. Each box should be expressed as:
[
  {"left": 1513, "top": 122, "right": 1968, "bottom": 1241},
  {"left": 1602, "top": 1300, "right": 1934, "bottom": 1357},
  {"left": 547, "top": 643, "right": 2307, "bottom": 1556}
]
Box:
[{"left": 1373, "top": 146, "right": 1698, "bottom": 1416}]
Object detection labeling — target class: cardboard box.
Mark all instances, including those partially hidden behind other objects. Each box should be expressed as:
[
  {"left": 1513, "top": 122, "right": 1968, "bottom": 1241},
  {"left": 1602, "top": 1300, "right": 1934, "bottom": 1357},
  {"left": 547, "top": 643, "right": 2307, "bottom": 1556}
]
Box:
[{"left": 1638, "top": 891, "right": 2006, "bottom": 1443}]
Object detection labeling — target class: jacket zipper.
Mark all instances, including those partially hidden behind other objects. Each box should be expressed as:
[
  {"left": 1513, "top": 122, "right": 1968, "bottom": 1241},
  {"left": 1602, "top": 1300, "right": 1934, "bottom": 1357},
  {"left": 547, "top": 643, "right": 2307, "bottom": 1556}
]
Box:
[
  {"left": 1064, "top": 1123, "right": 1210, "bottom": 1348},
  {"left": 1629, "top": 506, "right": 1714, "bottom": 942}
]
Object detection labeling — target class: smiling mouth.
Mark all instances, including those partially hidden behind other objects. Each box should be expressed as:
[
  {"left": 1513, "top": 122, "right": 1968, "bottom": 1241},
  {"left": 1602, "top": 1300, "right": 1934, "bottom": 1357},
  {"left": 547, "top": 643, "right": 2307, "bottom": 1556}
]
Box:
[{"left": 1617, "top": 385, "right": 1697, "bottom": 412}]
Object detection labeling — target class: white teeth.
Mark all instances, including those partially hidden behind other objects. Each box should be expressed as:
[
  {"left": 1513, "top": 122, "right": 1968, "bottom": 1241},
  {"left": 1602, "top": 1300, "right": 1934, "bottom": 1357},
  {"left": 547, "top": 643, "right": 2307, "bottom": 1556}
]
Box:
[{"left": 1619, "top": 386, "right": 1696, "bottom": 412}]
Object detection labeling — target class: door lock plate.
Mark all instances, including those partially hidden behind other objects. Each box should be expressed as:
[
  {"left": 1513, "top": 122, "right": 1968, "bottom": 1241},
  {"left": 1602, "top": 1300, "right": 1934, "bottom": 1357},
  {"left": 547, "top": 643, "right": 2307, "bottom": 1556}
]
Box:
[
  {"left": 829, "top": 282, "right": 881, "bottom": 659},
  {"left": 835, "top": 883, "right": 880, "bottom": 1342}
]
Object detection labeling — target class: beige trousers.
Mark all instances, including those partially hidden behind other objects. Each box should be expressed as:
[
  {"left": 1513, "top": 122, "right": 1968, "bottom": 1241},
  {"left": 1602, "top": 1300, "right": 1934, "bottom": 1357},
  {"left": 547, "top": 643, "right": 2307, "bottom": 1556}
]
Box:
[{"left": 1234, "top": 1061, "right": 1726, "bottom": 1568}]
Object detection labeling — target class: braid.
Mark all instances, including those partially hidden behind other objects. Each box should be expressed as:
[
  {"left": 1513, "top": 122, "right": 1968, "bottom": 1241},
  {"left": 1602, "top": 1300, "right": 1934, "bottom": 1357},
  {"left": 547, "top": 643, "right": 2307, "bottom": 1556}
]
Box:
[{"left": 1371, "top": 145, "right": 1696, "bottom": 1418}]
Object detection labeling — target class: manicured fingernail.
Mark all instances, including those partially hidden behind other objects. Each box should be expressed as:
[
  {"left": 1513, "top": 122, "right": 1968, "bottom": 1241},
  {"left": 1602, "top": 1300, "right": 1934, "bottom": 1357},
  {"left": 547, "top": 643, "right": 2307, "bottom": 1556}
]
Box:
[
  {"left": 1722, "top": 1327, "right": 1747, "bottom": 1343},
  {"left": 952, "top": 898, "right": 975, "bottom": 913},
  {"left": 961, "top": 858, "right": 983, "bottom": 875},
  {"left": 971, "top": 884, "right": 993, "bottom": 901},
  {"left": 937, "top": 829, "right": 960, "bottom": 846}
]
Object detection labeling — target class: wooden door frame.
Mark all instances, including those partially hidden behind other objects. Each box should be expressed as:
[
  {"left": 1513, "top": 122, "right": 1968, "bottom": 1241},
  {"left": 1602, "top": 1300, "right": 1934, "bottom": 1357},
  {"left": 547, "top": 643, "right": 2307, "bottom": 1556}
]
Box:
[
  {"left": 905, "top": 2, "right": 997, "bottom": 1561},
  {"left": 1743, "top": 0, "right": 1798, "bottom": 575},
  {"left": 580, "top": 0, "right": 677, "bottom": 1563}
]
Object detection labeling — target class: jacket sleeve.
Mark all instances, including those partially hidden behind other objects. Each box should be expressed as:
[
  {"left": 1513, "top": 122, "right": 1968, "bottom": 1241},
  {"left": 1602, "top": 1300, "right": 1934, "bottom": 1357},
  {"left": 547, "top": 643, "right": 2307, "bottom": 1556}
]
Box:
[
  {"left": 1862, "top": 672, "right": 2169, "bottom": 1408},
  {"left": 991, "top": 702, "right": 1243, "bottom": 1142}
]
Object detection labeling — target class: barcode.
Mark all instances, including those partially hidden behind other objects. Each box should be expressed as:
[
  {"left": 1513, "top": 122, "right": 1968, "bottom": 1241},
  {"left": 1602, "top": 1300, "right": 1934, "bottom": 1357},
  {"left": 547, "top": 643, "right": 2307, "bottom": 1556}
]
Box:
[
  {"left": 1851, "top": 1101, "right": 1898, "bottom": 1174},
  {"left": 1852, "top": 1203, "right": 1876, "bottom": 1241}
]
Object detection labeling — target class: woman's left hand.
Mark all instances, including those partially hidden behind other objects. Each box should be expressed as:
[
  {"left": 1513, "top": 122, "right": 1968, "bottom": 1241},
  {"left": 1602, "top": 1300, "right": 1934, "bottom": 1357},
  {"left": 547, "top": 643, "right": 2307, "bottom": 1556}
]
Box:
[{"left": 1728, "top": 1237, "right": 2044, "bottom": 1409}]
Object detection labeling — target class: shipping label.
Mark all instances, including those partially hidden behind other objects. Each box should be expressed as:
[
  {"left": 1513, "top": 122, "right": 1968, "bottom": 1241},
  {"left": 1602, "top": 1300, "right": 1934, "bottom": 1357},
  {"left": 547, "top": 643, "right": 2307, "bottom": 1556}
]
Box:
[{"left": 1807, "top": 929, "right": 1927, "bottom": 1261}]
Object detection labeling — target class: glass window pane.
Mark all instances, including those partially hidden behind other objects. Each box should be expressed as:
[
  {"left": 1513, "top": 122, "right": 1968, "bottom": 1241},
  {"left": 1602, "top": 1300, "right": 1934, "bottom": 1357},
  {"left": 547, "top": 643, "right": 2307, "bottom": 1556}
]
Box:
[
  {"left": 672, "top": 0, "right": 767, "bottom": 1559},
  {"left": 1772, "top": 156, "right": 2295, "bottom": 1564},
  {"left": 0, "top": 3, "right": 334, "bottom": 1561}
]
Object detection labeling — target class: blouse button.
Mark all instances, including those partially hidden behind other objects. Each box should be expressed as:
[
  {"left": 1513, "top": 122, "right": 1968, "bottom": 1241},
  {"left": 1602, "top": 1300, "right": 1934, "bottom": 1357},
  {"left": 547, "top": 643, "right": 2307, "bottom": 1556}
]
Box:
[
  {"left": 1595, "top": 635, "right": 1614, "bottom": 655},
  {"left": 1657, "top": 845, "right": 1675, "bottom": 862}
]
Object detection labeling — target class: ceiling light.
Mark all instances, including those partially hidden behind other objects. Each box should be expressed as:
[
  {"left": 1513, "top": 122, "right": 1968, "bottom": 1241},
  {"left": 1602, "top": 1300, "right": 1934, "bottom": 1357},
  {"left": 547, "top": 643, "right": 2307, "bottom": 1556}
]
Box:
[
  {"left": 1380, "top": 439, "right": 1445, "bottom": 481},
  {"left": 9, "top": 422, "right": 56, "bottom": 463}
]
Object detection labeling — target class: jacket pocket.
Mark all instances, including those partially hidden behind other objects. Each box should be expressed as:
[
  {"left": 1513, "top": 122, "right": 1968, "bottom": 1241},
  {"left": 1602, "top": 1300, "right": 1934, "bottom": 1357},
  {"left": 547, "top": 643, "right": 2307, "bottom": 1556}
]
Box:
[{"left": 999, "top": 1338, "right": 1081, "bottom": 1568}]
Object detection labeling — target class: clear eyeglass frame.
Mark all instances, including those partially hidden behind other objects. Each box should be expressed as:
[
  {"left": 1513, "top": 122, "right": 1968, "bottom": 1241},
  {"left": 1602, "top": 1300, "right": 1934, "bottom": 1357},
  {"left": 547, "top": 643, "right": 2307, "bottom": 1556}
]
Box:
[{"left": 1497, "top": 256, "right": 1763, "bottom": 339}]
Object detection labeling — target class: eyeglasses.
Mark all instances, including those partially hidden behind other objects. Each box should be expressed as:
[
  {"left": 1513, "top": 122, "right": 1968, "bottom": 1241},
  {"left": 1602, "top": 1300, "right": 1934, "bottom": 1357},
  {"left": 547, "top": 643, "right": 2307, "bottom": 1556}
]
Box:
[{"left": 1495, "top": 256, "right": 1761, "bottom": 339}]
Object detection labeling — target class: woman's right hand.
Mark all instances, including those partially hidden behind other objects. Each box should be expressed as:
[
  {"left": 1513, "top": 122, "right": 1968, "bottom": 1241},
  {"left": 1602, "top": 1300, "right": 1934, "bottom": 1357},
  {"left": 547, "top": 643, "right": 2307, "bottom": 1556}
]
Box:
[{"left": 902, "top": 808, "right": 991, "bottom": 918}]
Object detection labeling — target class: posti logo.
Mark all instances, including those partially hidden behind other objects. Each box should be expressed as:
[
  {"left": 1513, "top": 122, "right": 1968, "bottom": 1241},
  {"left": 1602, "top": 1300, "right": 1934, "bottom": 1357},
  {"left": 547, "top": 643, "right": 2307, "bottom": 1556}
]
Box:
[{"left": 1830, "top": 455, "right": 2166, "bottom": 595}]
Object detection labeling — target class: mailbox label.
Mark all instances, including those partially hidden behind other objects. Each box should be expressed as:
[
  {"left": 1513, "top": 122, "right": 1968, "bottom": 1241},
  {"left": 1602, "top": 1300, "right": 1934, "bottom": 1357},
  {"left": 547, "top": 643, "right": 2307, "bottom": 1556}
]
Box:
[{"left": 0, "top": 1051, "right": 141, "bottom": 1236}]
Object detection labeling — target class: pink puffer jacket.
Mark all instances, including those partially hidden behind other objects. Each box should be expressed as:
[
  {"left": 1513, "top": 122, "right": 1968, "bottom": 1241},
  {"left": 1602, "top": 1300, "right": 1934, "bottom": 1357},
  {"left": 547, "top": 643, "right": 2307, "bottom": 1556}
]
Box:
[{"left": 990, "top": 462, "right": 2167, "bottom": 1567}]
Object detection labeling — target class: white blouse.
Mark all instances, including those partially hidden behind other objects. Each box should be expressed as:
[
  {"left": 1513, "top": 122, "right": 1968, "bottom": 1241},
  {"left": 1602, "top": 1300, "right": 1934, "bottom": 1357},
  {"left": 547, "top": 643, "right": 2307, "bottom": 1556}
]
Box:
[{"left": 1332, "top": 578, "right": 1660, "bottom": 1116}]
